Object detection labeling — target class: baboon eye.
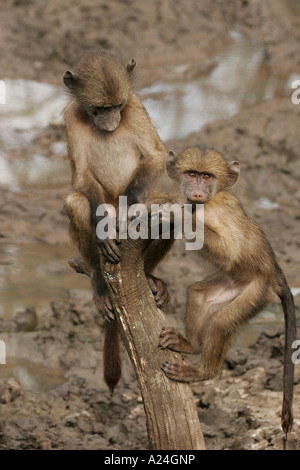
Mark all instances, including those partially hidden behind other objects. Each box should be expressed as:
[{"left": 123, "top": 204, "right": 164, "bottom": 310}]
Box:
[
  {"left": 203, "top": 174, "right": 211, "bottom": 180},
  {"left": 93, "top": 106, "right": 109, "bottom": 116},
  {"left": 188, "top": 171, "right": 197, "bottom": 178}
]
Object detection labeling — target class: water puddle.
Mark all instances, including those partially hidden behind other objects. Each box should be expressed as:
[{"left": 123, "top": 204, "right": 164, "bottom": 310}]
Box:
[
  {"left": 0, "top": 357, "right": 66, "bottom": 392},
  {"left": 0, "top": 79, "right": 67, "bottom": 149},
  {"left": 0, "top": 79, "right": 68, "bottom": 191},
  {"left": 0, "top": 241, "right": 89, "bottom": 318},
  {"left": 140, "top": 31, "right": 278, "bottom": 140},
  {"left": 0, "top": 151, "right": 69, "bottom": 191},
  {"left": 0, "top": 30, "right": 298, "bottom": 341},
  {"left": 0, "top": 31, "right": 289, "bottom": 189},
  {"left": 235, "top": 305, "right": 285, "bottom": 347}
]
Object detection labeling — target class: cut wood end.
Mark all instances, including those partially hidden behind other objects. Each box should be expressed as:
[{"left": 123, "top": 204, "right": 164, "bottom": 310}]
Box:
[{"left": 68, "top": 257, "right": 90, "bottom": 277}]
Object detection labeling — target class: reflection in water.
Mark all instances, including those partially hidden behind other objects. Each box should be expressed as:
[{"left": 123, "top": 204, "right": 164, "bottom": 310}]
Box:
[{"left": 140, "top": 32, "right": 275, "bottom": 140}]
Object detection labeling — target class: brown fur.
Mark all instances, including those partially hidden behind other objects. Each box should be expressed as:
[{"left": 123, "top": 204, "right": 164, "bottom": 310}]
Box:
[
  {"left": 160, "top": 146, "right": 296, "bottom": 436},
  {"left": 63, "top": 49, "right": 173, "bottom": 392},
  {"left": 66, "top": 49, "right": 132, "bottom": 108},
  {"left": 167, "top": 148, "right": 239, "bottom": 190}
]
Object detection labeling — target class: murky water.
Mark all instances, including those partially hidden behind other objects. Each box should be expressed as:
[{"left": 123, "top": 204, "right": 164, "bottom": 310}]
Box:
[
  {"left": 0, "top": 79, "right": 69, "bottom": 191},
  {"left": 0, "top": 31, "right": 291, "bottom": 190},
  {"left": 0, "top": 357, "right": 66, "bottom": 392},
  {"left": 0, "top": 31, "right": 298, "bottom": 370},
  {"left": 0, "top": 79, "right": 67, "bottom": 148},
  {"left": 140, "top": 31, "right": 278, "bottom": 140},
  {"left": 0, "top": 241, "right": 90, "bottom": 318},
  {"left": 0, "top": 151, "right": 69, "bottom": 191}
]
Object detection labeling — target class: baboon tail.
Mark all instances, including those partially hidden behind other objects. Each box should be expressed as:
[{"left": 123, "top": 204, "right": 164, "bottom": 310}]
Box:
[
  {"left": 103, "top": 319, "right": 121, "bottom": 393},
  {"left": 277, "top": 267, "right": 297, "bottom": 436}
]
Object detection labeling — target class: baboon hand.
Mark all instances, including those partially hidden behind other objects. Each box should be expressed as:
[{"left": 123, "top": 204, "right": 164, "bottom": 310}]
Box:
[
  {"left": 159, "top": 326, "right": 197, "bottom": 354},
  {"left": 98, "top": 238, "right": 121, "bottom": 264},
  {"left": 159, "top": 326, "right": 183, "bottom": 351},
  {"left": 93, "top": 292, "right": 115, "bottom": 321},
  {"left": 147, "top": 275, "right": 170, "bottom": 309},
  {"left": 161, "top": 356, "right": 208, "bottom": 382}
]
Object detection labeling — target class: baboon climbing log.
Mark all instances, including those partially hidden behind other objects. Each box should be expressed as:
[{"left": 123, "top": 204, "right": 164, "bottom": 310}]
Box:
[
  {"left": 159, "top": 147, "right": 296, "bottom": 437},
  {"left": 63, "top": 49, "right": 173, "bottom": 392}
]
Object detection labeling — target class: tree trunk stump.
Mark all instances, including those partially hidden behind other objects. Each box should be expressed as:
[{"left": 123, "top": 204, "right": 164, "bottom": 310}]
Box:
[{"left": 69, "top": 235, "right": 205, "bottom": 450}]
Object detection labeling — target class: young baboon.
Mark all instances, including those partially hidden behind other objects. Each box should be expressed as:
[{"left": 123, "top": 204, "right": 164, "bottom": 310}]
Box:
[
  {"left": 63, "top": 49, "right": 173, "bottom": 392},
  {"left": 159, "top": 146, "right": 296, "bottom": 436}
]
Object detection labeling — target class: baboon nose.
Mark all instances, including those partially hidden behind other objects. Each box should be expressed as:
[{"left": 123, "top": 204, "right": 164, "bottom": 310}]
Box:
[{"left": 193, "top": 193, "right": 204, "bottom": 201}]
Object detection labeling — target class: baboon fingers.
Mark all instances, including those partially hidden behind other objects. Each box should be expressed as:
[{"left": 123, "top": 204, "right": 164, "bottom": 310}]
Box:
[
  {"left": 161, "top": 361, "right": 190, "bottom": 382},
  {"left": 147, "top": 275, "right": 170, "bottom": 308},
  {"left": 158, "top": 326, "right": 179, "bottom": 349},
  {"left": 158, "top": 326, "right": 197, "bottom": 354},
  {"left": 161, "top": 359, "right": 209, "bottom": 382},
  {"left": 159, "top": 326, "right": 177, "bottom": 338},
  {"left": 93, "top": 293, "right": 115, "bottom": 321},
  {"left": 98, "top": 239, "right": 121, "bottom": 264},
  {"left": 147, "top": 276, "right": 157, "bottom": 295},
  {"left": 156, "top": 288, "right": 171, "bottom": 309}
]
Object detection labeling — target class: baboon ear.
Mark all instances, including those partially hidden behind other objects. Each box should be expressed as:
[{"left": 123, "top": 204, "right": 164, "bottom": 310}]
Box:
[
  {"left": 228, "top": 161, "right": 240, "bottom": 186},
  {"left": 166, "top": 151, "right": 178, "bottom": 178},
  {"left": 63, "top": 71, "right": 79, "bottom": 89},
  {"left": 126, "top": 58, "right": 136, "bottom": 74}
]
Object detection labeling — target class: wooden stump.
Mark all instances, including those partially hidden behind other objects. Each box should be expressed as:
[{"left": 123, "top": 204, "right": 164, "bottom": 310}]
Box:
[{"left": 69, "top": 236, "right": 205, "bottom": 450}]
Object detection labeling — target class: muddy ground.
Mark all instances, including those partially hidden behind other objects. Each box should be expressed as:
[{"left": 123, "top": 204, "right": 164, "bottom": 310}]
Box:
[{"left": 0, "top": 0, "right": 300, "bottom": 451}]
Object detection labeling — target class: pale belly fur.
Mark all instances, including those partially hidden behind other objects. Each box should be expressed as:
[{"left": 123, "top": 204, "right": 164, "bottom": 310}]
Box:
[{"left": 89, "top": 133, "right": 139, "bottom": 198}]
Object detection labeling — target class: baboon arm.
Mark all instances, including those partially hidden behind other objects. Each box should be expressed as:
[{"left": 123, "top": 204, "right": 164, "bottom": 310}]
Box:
[
  {"left": 124, "top": 159, "right": 163, "bottom": 205},
  {"left": 75, "top": 175, "right": 107, "bottom": 226}
]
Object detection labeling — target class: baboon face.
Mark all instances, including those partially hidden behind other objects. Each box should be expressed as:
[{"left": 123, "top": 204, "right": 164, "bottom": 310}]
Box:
[
  {"left": 180, "top": 170, "right": 216, "bottom": 203},
  {"left": 166, "top": 147, "right": 240, "bottom": 204},
  {"left": 88, "top": 103, "right": 126, "bottom": 131},
  {"left": 63, "top": 49, "right": 136, "bottom": 132}
]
